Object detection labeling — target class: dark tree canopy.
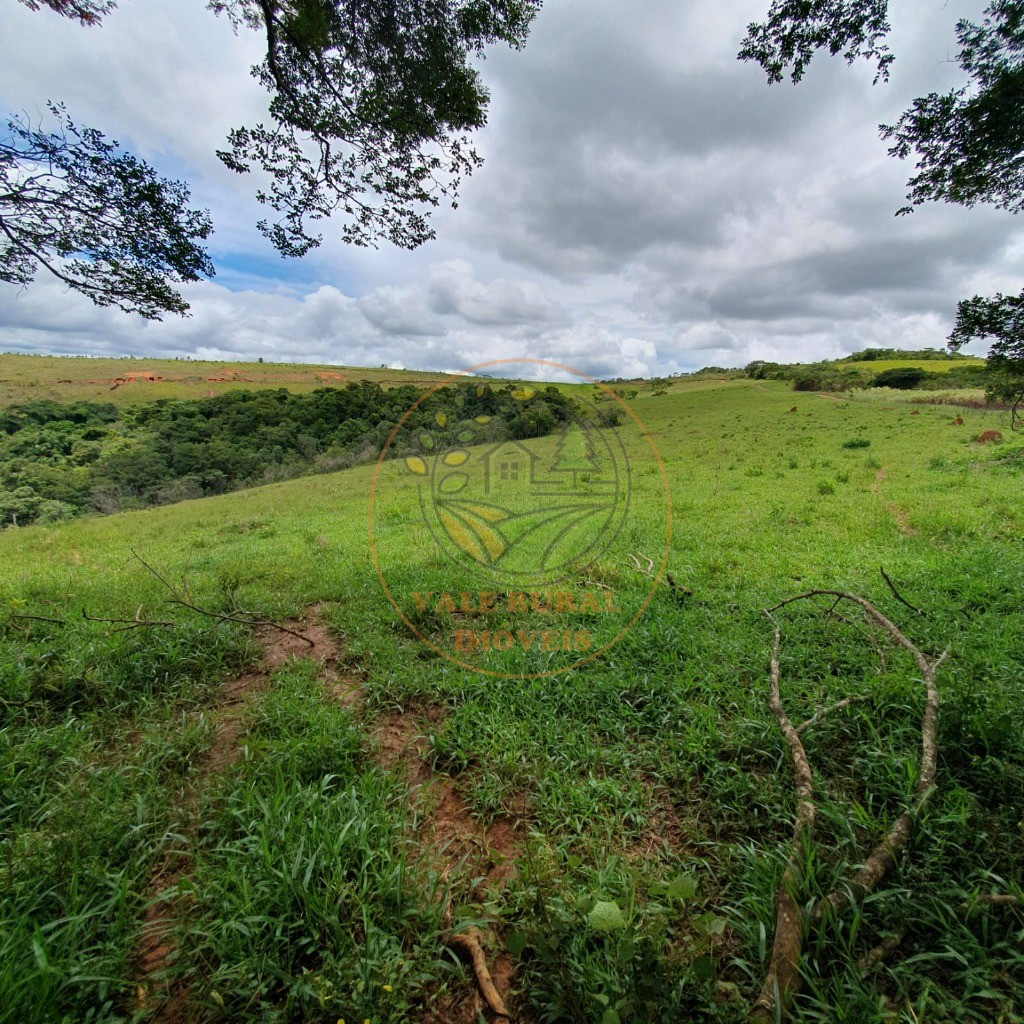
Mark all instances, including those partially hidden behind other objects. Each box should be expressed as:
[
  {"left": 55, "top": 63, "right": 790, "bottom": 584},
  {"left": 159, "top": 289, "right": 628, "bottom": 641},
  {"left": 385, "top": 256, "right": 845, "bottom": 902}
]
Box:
[
  {"left": 741, "top": 1, "right": 1024, "bottom": 414},
  {"left": 16, "top": 0, "right": 114, "bottom": 24},
  {"left": 8, "top": 0, "right": 540, "bottom": 313},
  {"left": 950, "top": 289, "right": 1024, "bottom": 416},
  {"left": 0, "top": 104, "right": 215, "bottom": 319},
  {"left": 738, "top": 0, "right": 894, "bottom": 85},
  {"left": 210, "top": 0, "right": 540, "bottom": 254}
]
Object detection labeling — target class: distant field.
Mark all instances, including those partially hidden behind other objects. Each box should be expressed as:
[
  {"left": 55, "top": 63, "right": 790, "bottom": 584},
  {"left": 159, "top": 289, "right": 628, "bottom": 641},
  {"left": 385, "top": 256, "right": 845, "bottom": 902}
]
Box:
[
  {"left": 1, "top": 378, "right": 1021, "bottom": 1024},
  {"left": 0, "top": 353, "right": 463, "bottom": 407},
  {"left": 834, "top": 357, "right": 986, "bottom": 373}
]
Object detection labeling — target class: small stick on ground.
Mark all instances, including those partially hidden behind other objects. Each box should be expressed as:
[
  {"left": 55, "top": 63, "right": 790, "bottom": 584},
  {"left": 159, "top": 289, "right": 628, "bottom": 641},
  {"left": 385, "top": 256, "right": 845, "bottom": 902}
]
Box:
[
  {"left": 82, "top": 608, "right": 176, "bottom": 631},
  {"left": 796, "top": 694, "right": 870, "bottom": 735},
  {"left": 165, "top": 599, "right": 315, "bottom": 646},
  {"left": 963, "top": 894, "right": 1023, "bottom": 910},
  {"left": 879, "top": 566, "right": 926, "bottom": 617},
  {"left": 130, "top": 550, "right": 315, "bottom": 647},
  {"left": 447, "top": 929, "right": 510, "bottom": 1019}
]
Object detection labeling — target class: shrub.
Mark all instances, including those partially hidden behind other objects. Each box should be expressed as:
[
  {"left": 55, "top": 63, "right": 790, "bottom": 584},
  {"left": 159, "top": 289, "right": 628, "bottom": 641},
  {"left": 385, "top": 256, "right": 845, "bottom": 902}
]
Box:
[{"left": 870, "top": 367, "right": 933, "bottom": 389}]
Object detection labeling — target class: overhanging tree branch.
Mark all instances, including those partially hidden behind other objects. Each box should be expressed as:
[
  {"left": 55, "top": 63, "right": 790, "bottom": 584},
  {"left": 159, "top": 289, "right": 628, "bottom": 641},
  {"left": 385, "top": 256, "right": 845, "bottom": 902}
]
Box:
[{"left": 0, "top": 104, "right": 214, "bottom": 319}]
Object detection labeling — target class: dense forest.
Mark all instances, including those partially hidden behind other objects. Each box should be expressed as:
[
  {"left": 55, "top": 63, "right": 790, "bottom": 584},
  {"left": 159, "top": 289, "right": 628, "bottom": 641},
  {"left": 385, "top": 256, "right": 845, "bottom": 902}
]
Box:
[{"left": 0, "top": 381, "right": 592, "bottom": 527}]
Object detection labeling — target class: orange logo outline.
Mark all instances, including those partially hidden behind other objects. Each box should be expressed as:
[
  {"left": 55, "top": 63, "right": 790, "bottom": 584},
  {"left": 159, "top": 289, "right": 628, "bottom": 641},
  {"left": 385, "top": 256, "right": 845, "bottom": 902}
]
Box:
[{"left": 367, "top": 358, "right": 672, "bottom": 679}]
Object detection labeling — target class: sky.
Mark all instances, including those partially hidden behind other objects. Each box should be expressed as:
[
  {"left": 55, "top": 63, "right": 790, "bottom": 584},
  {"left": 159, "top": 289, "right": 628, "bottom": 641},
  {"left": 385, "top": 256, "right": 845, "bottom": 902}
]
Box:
[{"left": 1, "top": 0, "right": 1020, "bottom": 380}]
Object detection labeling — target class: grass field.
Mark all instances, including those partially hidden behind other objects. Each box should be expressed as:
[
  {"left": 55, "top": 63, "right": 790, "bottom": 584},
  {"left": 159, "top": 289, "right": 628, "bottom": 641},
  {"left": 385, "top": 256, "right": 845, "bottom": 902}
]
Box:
[
  {"left": 0, "top": 353, "right": 463, "bottom": 407},
  {"left": 1, "top": 376, "right": 1022, "bottom": 1024}
]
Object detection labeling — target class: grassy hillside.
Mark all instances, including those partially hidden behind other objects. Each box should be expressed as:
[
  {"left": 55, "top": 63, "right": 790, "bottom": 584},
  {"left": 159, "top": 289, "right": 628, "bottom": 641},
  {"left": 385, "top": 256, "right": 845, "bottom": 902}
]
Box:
[
  {"left": 0, "top": 353, "right": 463, "bottom": 407},
  {"left": 1, "top": 379, "right": 1021, "bottom": 1024}
]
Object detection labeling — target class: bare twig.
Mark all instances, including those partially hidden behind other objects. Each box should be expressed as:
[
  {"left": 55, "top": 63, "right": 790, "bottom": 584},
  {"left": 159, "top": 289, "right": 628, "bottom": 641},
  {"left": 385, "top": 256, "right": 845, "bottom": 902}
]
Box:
[
  {"left": 626, "top": 552, "right": 691, "bottom": 597},
  {"left": 666, "top": 572, "right": 692, "bottom": 596},
  {"left": 130, "top": 548, "right": 178, "bottom": 596},
  {"left": 752, "top": 618, "right": 815, "bottom": 1023},
  {"left": 129, "top": 550, "right": 315, "bottom": 647},
  {"left": 82, "top": 609, "right": 176, "bottom": 632},
  {"left": 796, "top": 694, "right": 870, "bottom": 735},
  {"left": 447, "top": 929, "right": 510, "bottom": 1018},
  {"left": 626, "top": 552, "right": 654, "bottom": 575},
  {"left": 8, "top": 613, "right": 67, "bottom": 626},
  {"left": 962, "top": 893, "right": 1023, "bottom": 910},
  {"left": 165, "top": 599, "right": 315, "bottom": 647},
  {"left": 880, "top": 566, "right": 926, "bottom": 617}
]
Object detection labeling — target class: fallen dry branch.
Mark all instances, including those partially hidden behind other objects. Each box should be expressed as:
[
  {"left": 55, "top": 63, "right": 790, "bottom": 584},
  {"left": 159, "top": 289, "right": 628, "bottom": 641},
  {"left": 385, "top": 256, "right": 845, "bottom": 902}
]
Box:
[
  {"left": 752, "top": 591, "right": 948, "bottom": 1022},
  {"left": 751, "top": 621, "right": 815, "bottom": 1022},
  {"left": 856, "top": 930, "right": 905, "bottom": 976},
  {"left": 447, "top": 928, "right": 510, "bottom": 1019},
  {"left": 82, "top": 607, "right": 176, "bottom": 632},
  {"left": 963, "top": 893, "right": 1023, "bottom": 910},
  {"left": 796, "top": 694, "right": 871, "bottom": 735},
  {"left": 131, "top": 550, "right": 315, "bottom": 647},
  {"left": 165, "top": 598, "right": 315, "bottom": 647},
  {"left": 626, "top": 551, "right": 691, "bottom": 597}
]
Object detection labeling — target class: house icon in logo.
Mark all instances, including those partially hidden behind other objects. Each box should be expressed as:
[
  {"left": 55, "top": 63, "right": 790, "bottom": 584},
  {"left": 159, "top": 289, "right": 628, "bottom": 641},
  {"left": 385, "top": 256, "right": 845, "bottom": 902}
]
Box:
[
  {"left": 482, "top": 439, "right": 539, "bottom": 495},
  {"left": 480, "top": 424, "right": 614, "bottom": 499}
]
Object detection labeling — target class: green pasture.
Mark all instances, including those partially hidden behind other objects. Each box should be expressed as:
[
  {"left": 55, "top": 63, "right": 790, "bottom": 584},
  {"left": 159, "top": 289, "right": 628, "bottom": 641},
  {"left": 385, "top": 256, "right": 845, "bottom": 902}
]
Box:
[{"left": 1, "top": 378, "right": 1021, "bottom": 1023}]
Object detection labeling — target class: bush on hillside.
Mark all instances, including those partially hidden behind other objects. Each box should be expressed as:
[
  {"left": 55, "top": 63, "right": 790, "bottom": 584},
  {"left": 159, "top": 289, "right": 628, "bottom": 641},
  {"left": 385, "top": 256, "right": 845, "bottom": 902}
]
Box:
[{"left": 870, "top": 367, "right": 933, "bottom": 389}]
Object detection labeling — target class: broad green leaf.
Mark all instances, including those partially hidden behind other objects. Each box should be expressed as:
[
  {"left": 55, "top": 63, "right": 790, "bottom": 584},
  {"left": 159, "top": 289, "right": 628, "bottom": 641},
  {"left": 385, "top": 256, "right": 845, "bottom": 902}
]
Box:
[
  {"left": 507, "top": 930, "right": 528, "bottom": 957},
  {"left": 588, "top": 900, "right": 626, "bottom": 932},
  {"left": 667, "top": 872, "right": 699, "bottom": 902},
  {"left": 691, "top": 954, "right": 714, "bottom": 982}
]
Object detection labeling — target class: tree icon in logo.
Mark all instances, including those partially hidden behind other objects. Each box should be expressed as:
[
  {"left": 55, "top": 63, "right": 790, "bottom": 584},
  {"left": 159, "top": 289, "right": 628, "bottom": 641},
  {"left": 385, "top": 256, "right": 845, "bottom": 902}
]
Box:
[{"left": 403, "top": 393, "right": 629, "bottom": 585}]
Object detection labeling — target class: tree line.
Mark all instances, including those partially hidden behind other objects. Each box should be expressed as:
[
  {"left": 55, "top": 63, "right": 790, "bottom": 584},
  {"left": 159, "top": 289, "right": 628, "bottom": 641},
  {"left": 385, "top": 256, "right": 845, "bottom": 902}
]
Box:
[{"left": 0, "top": 380, "right": 588, "bottom": 527}]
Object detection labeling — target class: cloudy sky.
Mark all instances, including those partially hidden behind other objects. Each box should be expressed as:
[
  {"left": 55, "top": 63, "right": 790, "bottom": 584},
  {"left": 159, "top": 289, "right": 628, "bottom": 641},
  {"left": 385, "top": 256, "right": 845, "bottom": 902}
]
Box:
[{"left": 1, "top": 0, "right": 1019, "bottom": 379}]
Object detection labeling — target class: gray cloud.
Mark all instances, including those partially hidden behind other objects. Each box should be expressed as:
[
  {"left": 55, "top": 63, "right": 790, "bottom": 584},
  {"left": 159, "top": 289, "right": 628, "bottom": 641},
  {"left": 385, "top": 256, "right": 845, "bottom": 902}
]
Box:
[{"left": 0, "top": 0, "right": 1019, "bottom": 376}]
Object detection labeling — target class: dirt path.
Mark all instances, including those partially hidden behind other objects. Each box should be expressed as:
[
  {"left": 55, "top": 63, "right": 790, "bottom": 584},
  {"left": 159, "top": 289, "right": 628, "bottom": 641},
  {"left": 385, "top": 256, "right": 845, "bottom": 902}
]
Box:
[
  {"left": 136, "top": 606, "right": 521, "bottom": 1023},
  {"left": 135, "top": 607, "right": 340, "bottom": 1023},
  {"left": 870, "top": 468, "right": 917, "bottom": 537},
  {"left": 369, "top": 710, "right": 525, "bottom": 1021}
]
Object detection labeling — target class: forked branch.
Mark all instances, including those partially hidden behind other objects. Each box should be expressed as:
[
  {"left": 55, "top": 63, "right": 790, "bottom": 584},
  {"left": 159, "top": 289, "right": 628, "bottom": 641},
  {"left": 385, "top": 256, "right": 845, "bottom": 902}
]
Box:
[{"left": 752, "top": 590, "right": 948, "bottom": 1022}]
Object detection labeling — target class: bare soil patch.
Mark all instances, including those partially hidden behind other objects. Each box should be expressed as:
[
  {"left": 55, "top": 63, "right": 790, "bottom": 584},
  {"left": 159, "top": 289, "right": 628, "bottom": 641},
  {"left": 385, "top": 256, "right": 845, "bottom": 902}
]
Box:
[
  {"left": 134, "top": 606, "right": 338, "bottom": 1023},
  {"left": 366, "top": 707, "right": 526, "bottom": 1021}
]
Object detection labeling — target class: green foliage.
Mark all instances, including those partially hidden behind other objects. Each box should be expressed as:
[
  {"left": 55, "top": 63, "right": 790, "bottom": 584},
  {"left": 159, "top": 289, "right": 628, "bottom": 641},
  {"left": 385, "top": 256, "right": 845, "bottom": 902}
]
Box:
[
  {"left": 870, "top": 366, "right": 934, "bottom": 389},
  {"left": 741, "top": 1, "right": 1024, "bottom": 399},
  {"left": 791, "top": 364, "right": 872, "bottom": 392},
  {"left": 951, "top": 288, "right": 1024, "bottom": 411},
  {"left": 212, "top": 0, "right": 541, "bottom": 252},
  {"left": 15, "top": 0, "right": 542, "bottom": 316},
  {"left": 739, "top": 0, "right": 893, "bottom": 85},
  {"left": 1, "top": 103, "right": 214, "bottom": 318},
  {"left": 845, "top": 347, "right": 973, "bottom": 362},
  {"left": 0, "top": 380, "right": 580, "bottom": 526}
]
